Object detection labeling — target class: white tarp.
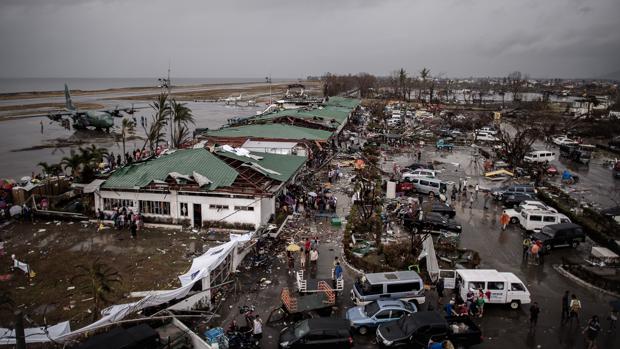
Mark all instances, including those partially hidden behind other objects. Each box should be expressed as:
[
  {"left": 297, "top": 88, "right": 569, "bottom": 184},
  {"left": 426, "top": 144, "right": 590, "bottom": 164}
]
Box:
[
  {"left": 220, "top": 145, "right": 263, "bottom": 160},
  {"left": 0, "top": 321, "right": 71, "bottom": 345},
  {"left": 12, "top": 255, "right": 30, "bottom": 274},
  {"left": 7, "top": 231, "right": 253, "bottom": 344}
]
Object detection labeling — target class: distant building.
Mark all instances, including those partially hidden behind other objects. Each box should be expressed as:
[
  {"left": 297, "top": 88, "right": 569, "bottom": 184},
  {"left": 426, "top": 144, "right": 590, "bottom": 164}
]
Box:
[{"left": 93, "top": 147, "right": 306, "bottom": 228}]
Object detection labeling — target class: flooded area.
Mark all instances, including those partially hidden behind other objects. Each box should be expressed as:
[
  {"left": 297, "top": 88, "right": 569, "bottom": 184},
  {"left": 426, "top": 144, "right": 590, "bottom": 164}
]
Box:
[{"left": 0, "top": 100, "right": 263, "bottom": 179}]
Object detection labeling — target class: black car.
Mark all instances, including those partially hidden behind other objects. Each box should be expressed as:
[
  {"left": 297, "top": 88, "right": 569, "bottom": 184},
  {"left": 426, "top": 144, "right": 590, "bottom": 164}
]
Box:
[
  {"left": 279, "top": 318, "right": 353, "bottom": 348},
  {"left": 532, "top": 223, "right": 586, "bottom": 252},
  {"left": 501, "top": 192, "right": 535, "bottom": 208},
  {"left": 492, "top": 185, "right": 536, "bottom": 200},
  {"left": 406, "top": 163, "right": 435, "bottom": 171},
  {"left": 420, "top": 203, "right": 456, "bottom": 218},
  {"left": 404, "top": 212, "right": 462, "bottom": 233},
  {"left": 376, "top": 311, "right": 483, "bottom": 348}
]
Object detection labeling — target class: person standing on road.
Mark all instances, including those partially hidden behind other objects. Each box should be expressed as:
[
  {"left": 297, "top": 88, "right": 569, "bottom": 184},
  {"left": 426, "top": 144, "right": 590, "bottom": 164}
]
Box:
[
  {"left": 299, "top": 248, "right": 306, "bottom": 269},
  {"left": 562, "top": 290, "right": 570, "bottom": 323},
  {"left": 608, "top": 306, "right": 618, "bottom": 333},
  {"left": 252, "top": 315, "right": 263, "bottom": 344},
  {"left": 583, "top": 315, "right": 601, "bottom": 349},
  {"left": 522, "top": 237, "right": 532, "bottom": 261},
  {"left": 475, "top": 184, "right": 479, "bottom": 198},
  {"left": 529, "top": 302, "right": 540, "bottom": 331},
  {"left": 334, "top": 262, "right": 343, "bottom": 280},
  {"left": 436, "top": 278, "right": 445, "bottom": 299},
  {"left": 469, "top": 194, "right": 475, "bottom": 209},
  {"left": 476, "top": 289, "right": 486, "bottom": 318},
  {"left": 500, "top": 211, "right": 510, "bottom": 230},
  {"left": 304, "top": 238, "right": 311, "bottom": 257},
  {"left": 309, "top": 248, "right": 319, "bottom": 274},
  {"left": 569, "top": 294, "right": 582, "bottom": 326},
  {"left": 483, "top": 191, "right": 490, "bottom": 209}
]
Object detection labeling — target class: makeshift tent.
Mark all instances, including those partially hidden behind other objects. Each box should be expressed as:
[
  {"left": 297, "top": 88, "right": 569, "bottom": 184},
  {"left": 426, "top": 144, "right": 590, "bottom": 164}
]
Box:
[{"left": 0, "top": 321, "right": 71, "bottom": 345}]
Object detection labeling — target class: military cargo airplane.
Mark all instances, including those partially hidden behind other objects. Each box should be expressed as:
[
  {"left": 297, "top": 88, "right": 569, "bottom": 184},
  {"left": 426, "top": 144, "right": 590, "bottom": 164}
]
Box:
[{"left": 47, "top": 84, "right": 143, "bottom": 132}]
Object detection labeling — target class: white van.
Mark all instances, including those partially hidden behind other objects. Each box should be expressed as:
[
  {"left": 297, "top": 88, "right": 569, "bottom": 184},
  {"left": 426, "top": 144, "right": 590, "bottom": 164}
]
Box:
[
  {"left": 402, "top": 169, "right": 437, "bottom": 180},
  {"left": 350, "top": 270, "right": 425, "bottom": 306},
  {"left": 406, "top": 177, "right": 454, "bottom": 196},
  {"left": 439, "top": 269, "right": 531, "bottom": 309},
  {"left": 519, "top": 209, "right": 571, "bottom": 231},
  {"left": 524, "top": 150, "right": 556, "bottom": 163}
]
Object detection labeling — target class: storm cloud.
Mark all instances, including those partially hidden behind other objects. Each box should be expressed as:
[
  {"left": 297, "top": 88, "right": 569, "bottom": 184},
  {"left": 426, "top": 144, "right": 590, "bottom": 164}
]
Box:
[{"left": 0, "top": 0, "right": 618, "bottom": 78}]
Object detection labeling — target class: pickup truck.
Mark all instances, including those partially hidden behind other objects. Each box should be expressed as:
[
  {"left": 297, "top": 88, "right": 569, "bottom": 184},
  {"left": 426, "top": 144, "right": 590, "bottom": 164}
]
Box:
[{"left": 376, "top": 311, "right": 482, "bottom": 348}]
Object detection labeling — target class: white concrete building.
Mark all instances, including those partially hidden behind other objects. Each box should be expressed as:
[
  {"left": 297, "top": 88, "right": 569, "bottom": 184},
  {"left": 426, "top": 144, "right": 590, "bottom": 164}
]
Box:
[{"left": 94, "top": 147, "right": 306, "bottom": 228}]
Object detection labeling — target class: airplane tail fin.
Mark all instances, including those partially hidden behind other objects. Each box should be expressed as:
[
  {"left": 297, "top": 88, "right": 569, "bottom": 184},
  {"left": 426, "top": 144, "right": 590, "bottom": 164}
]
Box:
[{"left": 64, "top": 84, "right": 75, "bottom": 110}]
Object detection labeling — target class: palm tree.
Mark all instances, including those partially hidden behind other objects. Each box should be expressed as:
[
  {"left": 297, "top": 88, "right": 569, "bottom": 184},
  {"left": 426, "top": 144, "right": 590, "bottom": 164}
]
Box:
[
  {"left": 120, "top": 118, "right": 136, "bottom": 162},
  {"left": 171, "top": 99, "right": 195, "bottom": 147},
  {"left": 419, "top": 68, "right": 430, "bottom": 101},
  {"left": 397, "top": 68, "right": 408, "bottom": 101},
  {"left": 71, "top": 258, "right": 122, "bottom": 322},
  {"left": 37, "top": 162, "right": 62, "bottom": 178},
  {"left": 78, "top": 145, "right": 108, "bottom": 183},
  {"left": 61, "top": 150, "right": 84, "bottom": 178},
  {"left": 142, "top": 93, "right": 170, "bottom": 152}
]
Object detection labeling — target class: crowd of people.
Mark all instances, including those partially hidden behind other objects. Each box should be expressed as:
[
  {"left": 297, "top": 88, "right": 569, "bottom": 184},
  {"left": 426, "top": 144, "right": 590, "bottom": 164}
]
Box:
[{"left": 96, "top": 207, "right": 143, "bottom": 238}]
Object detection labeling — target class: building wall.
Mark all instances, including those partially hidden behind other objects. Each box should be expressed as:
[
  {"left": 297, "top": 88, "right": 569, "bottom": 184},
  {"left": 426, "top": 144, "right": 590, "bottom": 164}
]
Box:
[{"left": 95, "top": 190, "right": 269, "bottom": 228}]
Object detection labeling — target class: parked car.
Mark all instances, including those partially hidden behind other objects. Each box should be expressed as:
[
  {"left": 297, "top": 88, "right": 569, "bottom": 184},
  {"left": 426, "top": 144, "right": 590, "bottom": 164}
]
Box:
[
  {"left": 376, "top": 311, "right": 483, "bottom": 348},
  {"left": 476, "top": 126, "right": 497, "bottom": 135},
  {"left": 531, "top": 223, "right": 585, "bottom": 252},
  {"left": 426, "top": 202, "right": 456, "bottom": 218},
  {"left": 406, "top": 163, "right": 435, "bottom": 171},
  {"left": 503, "top": 201, "right": 557, "bottom": 224},
  {"left": 524, "top": 150, "right": 556, "bottom": 163},
  {"left": 351, "top": 271, "right": 425, "bottom": 306},
  {"left": 559, "top": 144, "right": 594, "bottom": 165},
  {"left": 552, "top": 135, "right": 578, "bottom": 146},
  {"left": 501, "top": 192, "right": 536, "bottom": 208},
  {"left": 279, "top": 319, "right": 353, "bottom": 349},
  {"left": 405, "top": 212, "right": 462, "bottom": 233},
  {"left": 405, "top": 177, "right": 455, "bottom": 196},
  {"left": 475, "top": 132, "right": 499, "bottom": 142},
  {"left": 346, "top": 300, "right": 417, "bottom": 335},
  {"left": 402, "top": 169, "right": 437, "bottom": 179},
  {"left": 492, "top": 185, "right": 537, "bottom": 200},
  {"left": 519, "top": 209, "right": 571, "bottom": 231}
]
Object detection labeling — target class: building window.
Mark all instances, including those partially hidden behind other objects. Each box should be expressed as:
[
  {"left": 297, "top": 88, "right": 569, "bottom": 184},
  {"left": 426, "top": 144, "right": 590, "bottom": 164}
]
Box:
[
  {"left": 180, "top": 202, "right": 189, "bottom": 217},
  {"left": 234, "top": 205, "right": 254, "bottom": 211},
  {"left": 139, "top": 200, "right": 170, "bottom": 215},
  {"left": 103, "top": 198, "right": 133, "bottom": 210},
  {"left": 209, "top": 204, "right": 229, "bottom": 211}
]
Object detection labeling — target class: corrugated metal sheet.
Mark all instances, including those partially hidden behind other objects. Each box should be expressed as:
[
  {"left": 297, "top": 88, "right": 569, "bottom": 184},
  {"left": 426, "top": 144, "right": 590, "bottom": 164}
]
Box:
[
  {"left": 206, "top": 124, "right": 333, "bottom": 141},
  {"left": 216, "top": 150, "right": 307, "bottom": 183},
  {"left": 102, "top": 149, "right": 238, "bottom": 190},
  {"left": 323, "top": 96, "right": 361, "bottom": 109}
]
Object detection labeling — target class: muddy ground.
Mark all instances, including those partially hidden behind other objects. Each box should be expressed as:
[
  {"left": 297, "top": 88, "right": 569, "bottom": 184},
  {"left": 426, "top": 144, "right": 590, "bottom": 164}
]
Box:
[{"left": 0, "top": 221, "right": 215, "bottom": 328}]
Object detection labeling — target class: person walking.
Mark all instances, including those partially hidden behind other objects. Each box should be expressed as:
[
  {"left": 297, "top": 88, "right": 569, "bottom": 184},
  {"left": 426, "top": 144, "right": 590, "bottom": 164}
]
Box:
[
  {"left": 583, "top": 315, "right": 601, "bottom": 349},
  {"left": 608, "top": 306, "right": 618, "bottom": 333},
  {"left": 469, "top": 194, "right": 475, "bottom": 209},
  {"left": 500, "top": 211, "right": 510, "bottom": 231},
  {"left": 474, "top": 184, "right": 479, "bottom": 198},
  {"left": 476, "top": 289, "right": 486, "bottom": 318},
  {"left": 304, "top": 238, "right": 311, "bottom": 257},
  {"left": 252, "top": 315, "right": 263, "bottom": 344},
  {"left": 529, "top": 302, "right": 540, "bottom": 331},
  {"left": 530, "top": 242, "right": 540, "bottom": 265},
  {"left": 483, "top": 191, "right": 490, "bottom": 209},
  {"left": 130, "top": 221, "right": 137, "bottom": 239},
  {"left": 287, "top": 251, "right": 295, "bottom": 274},
  {"left": 522, "top": 237, "right": 532, "bottom": 261},
  {"left": 299, "top": 248, "right": 306, "bottom": 269},
  {"left": 437, "top": 278, "right": 445, "bottom": 299},
  {"left": 569, "top": 294, "right": 582, "bottom": 326},
  {"left": 561, "top": 290, "right": 570, "bottom": 324},
  {"left": 309, "top": 248, "right": 319, "bottom": 275},
  {"left": 334, "top": 262, "right": 343, "bottom": 284}
]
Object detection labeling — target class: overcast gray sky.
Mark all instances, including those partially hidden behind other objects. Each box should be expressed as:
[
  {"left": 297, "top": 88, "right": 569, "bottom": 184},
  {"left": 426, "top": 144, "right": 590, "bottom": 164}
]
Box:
[{"left": 0, "top": 0, "right": 618, "bottom": 79}]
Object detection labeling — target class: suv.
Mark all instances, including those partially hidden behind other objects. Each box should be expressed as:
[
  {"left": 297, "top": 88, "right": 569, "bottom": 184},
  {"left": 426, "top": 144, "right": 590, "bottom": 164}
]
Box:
[
  {"left": 492, "top": 185, "right": 536, "bottom": 200},
  {"left": 404, "top": 212, "right": 462, "bottom": 233},
  {"left": 351, "top": 270, "right": 425, "bottom": 306},
  {"left": 345, "top": 300, "right": 417, "bottom": 335},
  {"left": 503, "top": 200, "right": 557, "bottom": 224},
  {"left": 501, "top": 192, "right": 536, "bottom": 208},
  {"left": 532, "top": 223, "right": 586, "bottom": 252},
  {"left": 279, "top": 319, "right": 353, "bottom": 348}
]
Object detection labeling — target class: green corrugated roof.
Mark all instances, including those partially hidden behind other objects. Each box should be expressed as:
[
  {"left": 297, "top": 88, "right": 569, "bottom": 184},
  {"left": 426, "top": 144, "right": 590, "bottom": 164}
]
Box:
[
  {"left": 102, "top": 148, "right": 238, "bottom": 190},
  {"left": 206, "top": 124, "right": 333, "bottom": 141},
  {"left": 253, "top": 106, "right": 351, "bottom": 126},
  {"left": 323, "top": 96, "right": 360, "bottom": 109},
  {"left": 216, "top": 150, "right": 307, "bottom": 182}
]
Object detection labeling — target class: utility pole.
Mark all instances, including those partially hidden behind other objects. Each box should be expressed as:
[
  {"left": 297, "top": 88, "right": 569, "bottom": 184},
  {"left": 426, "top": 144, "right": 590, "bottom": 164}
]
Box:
[
  {"left": 158, "top": 63, "right": 173, "bottom": 148},
  {"left": 14, "top": 311, "right": 25, "bottom": 349}
]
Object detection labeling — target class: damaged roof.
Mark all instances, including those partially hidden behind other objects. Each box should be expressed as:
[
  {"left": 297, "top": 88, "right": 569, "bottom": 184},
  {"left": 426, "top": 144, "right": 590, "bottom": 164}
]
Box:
[
  {"left": 205, "top": 124, "right": 333, "bottom": 141},
  {"left": 215, "top": 149, "right": 307, "bottom": 183},
  {"left": 101, "top": 148, "right": 238, "bottom": 191},
  {"left": 323, "top": 96, "right": 361, "bottom": 109},
  {"left": 252, "top": 106, "right": 352, "bottom": 126}
]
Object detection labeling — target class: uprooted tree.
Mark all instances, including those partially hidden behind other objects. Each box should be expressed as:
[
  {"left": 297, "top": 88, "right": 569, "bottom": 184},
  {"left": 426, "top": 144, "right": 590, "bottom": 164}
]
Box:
[{"left": 496, "top": 121, "right": 542, "bottom": 168}]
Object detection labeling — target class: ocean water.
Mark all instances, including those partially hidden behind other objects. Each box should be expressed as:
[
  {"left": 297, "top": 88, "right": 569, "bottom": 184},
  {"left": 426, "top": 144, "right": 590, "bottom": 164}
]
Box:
[{"left": 0, "top": 77, "right": 288, "bottom": 94}]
